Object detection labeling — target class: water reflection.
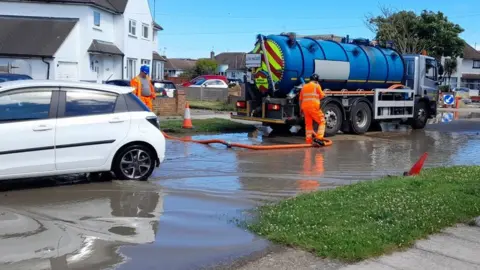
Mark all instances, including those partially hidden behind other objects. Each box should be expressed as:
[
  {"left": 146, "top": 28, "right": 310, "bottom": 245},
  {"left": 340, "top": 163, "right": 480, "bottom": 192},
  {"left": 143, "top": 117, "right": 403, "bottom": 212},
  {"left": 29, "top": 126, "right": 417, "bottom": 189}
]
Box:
[{"left": 0, "top": 181, "right": 163, "bottom": 270}]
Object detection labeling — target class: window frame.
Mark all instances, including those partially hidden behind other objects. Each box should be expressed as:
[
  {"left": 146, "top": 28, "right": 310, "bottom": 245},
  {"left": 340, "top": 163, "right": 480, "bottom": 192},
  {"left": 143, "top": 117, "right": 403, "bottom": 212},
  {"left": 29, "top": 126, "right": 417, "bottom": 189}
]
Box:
[
  {"left": 129, "top": 19, "right": 137, "bottom": 36},
  {"left": 141, "top": 59, "right": 151, "bottom": 66},
  {"left": 93, "top": 11, "right": 101, "bottom": 27},
  {"left": 142, "top": 23, "right": 149, "bottom": 39},
  {"left": 473, "top": 60, "right": 480, "bottom": 69},
  {"left": 425, "top": 58, "right": 438, "bottom": 81},
  {"left": 56, "top": 88, "right": 127, "bottom": 119},
  {"left": 0, "top": 87, "right": 59, "bottom": 124},
  {"left": 127, "top": 58, "right": 137, "bottom": 79}
]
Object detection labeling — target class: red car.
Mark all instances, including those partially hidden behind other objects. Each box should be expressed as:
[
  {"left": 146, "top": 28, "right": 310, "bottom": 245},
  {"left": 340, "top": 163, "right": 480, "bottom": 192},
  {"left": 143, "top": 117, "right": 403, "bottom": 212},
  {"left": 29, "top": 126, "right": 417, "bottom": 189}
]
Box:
[{"left": 182, "top": 75, "right": 227, "bottom": 87}]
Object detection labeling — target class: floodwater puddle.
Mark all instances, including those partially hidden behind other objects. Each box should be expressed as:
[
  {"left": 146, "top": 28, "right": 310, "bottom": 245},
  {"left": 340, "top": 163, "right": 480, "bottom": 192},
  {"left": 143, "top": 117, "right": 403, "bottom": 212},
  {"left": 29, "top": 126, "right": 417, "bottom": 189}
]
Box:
[{"left": 0, "top": 119, "right": 479, "bottom": 269}]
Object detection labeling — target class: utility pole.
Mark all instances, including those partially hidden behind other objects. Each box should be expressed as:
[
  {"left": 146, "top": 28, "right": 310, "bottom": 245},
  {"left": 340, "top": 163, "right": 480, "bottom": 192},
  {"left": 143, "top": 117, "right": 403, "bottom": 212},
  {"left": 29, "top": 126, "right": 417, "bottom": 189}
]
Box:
[{"left": 153, "top": 0, "right": 156, "bottom": 21}]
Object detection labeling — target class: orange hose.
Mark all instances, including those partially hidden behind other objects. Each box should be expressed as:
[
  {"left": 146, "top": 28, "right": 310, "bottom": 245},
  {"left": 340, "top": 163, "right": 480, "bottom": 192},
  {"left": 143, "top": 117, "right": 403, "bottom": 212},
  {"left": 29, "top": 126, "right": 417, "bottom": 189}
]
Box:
[{"left": 161, "top": 132, "right": 332, "bottom": 150}]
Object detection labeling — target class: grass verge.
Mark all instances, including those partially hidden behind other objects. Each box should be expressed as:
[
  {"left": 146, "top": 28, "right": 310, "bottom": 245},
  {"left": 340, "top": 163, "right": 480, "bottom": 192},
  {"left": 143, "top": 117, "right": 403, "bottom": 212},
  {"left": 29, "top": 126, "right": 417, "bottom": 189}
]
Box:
[
  {"left": 161, "top": 118, "right": 256, "bottom": 134},
  {"left": 244, "top": 166, "right": 480, "bottom": 262},
  {"left": 188, "top": 100, "right": 235, "bottom": 111}
]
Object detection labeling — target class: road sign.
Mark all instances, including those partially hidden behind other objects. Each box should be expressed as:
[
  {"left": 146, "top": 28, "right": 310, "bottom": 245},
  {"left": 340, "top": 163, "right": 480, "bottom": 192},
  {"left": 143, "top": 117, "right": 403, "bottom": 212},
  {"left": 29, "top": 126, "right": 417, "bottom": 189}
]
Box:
[
  {"left": 246, "top": 54, "right": 261, "bottom": 68},
  {"left": 443, "top": 94, "right": 454, "bottom": 105},
  {"left": 441, "top": 112, "right": 453, "bottom": 123}
]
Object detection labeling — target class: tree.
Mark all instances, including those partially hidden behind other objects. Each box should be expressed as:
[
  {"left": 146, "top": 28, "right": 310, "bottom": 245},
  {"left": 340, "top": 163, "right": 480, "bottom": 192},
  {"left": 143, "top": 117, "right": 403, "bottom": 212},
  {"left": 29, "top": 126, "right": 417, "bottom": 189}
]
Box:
[
  {"left": 182, "top": 59, "right": 219, "bottom": 80},
  {"left": 366, "top": 7, "right": 465, "bottom": 59},
  {"left": 443, "top": 58, "right": 458, "bottom": 88}
]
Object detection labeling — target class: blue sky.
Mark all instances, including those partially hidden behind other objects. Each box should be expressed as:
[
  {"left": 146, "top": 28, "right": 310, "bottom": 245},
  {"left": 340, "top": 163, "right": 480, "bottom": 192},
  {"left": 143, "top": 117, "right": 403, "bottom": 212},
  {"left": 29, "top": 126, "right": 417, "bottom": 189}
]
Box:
[{"left": 148, "top": 0, "right": 480, "bottom": 59}]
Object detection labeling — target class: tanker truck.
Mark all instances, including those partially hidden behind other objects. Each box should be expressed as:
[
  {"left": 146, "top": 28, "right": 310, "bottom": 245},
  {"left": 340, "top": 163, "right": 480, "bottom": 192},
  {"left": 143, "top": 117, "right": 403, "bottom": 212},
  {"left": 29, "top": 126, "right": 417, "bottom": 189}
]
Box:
[{"left": 230, "top": 33, "right": 444, "bottom": 137}]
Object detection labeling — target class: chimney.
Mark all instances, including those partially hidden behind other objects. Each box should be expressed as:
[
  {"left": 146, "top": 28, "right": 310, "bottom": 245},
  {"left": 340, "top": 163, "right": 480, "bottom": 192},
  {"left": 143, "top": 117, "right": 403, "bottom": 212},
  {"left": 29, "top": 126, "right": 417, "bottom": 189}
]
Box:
[{"left": 210, "top": 51, "right": 215, "bottom": 59}]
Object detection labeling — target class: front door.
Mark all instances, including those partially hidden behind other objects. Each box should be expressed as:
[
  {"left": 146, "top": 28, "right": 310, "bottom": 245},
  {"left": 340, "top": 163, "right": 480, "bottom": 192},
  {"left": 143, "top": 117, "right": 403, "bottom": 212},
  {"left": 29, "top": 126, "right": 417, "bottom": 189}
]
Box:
[
  {"left": 54, "top": 88, "right": 130, "bottom": 171},
  {"left": 0, "top": 88, "right": 58, "bottom": 177}
]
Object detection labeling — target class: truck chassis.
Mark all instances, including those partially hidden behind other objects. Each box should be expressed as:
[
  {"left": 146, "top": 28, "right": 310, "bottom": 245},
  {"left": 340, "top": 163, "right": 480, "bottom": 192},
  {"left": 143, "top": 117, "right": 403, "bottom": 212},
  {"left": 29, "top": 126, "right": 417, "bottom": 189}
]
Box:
[{"left": 231, "top": 86, "right": 436, "bottom": 137}]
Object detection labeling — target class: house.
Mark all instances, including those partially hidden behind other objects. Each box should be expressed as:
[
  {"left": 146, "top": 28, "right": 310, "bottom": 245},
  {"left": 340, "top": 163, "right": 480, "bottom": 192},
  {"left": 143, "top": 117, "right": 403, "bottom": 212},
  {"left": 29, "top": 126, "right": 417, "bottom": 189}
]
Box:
[
  {"left": 212, "top": 52, "right": 246, "bottom": 82},
  {"left": 152, "top": 51, "right": 166, "bottom": 80},
  {"left": 164, "top": 58, "right": 196, "bottom": 78},
  {"left": 0, "top": 0, "right": 164, "bottom": 82},
  {"left": 442, "top": 43, "right": 480, "bottom": 90}
]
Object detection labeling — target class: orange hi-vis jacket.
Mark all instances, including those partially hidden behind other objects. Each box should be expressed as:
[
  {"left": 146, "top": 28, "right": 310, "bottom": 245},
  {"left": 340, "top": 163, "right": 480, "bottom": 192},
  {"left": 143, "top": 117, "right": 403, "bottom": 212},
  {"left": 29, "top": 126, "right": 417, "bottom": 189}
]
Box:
[
  {"left": 130, "top": 75, "right": 156, "bottom": 100},
  {"left": 299, "top": 81, "right": 325, "bottom": 109}
]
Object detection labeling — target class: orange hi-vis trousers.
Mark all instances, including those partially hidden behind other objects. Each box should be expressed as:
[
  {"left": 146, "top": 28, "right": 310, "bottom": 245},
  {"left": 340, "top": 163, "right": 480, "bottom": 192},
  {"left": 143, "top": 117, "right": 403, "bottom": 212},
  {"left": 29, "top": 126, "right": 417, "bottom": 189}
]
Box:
[
  {"left": 303, "top": 105, "right": 326, "bottom": 144},
  {"left": 140, "top": 96, "right": 153, "bottom": 111}
]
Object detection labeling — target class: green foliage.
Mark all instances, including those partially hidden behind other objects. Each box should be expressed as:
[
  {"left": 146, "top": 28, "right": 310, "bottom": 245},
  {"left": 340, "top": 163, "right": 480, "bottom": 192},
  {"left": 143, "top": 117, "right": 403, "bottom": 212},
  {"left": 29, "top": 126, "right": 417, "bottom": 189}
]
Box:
[
  {"left": 161, "top": 118, "right": 255, "bottom": 133},
  {"left": 188, "top": 100, "right": 236, "bottom": 111},
  {"left": 443, "top": 58, "right": 458, "bottom": 85},
  {"left": 245, "top": 166, "right": 480, "bottom": 262},
  {"left": 366, "top": 7, "right": 465, "bottom": 59},
  {"left": 182, "top": 59, "right": 219, "bottom": 80}
]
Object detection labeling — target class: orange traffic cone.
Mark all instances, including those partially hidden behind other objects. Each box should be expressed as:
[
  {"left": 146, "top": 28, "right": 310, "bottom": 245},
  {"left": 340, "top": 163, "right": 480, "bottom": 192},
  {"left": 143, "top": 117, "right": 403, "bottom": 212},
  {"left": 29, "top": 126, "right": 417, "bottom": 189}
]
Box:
[
  {"left": 404, "top": 152, "right": 428, "bottom": 176},
  {"left": 182, "top": 102, "right": 193, "bottom": 129}
]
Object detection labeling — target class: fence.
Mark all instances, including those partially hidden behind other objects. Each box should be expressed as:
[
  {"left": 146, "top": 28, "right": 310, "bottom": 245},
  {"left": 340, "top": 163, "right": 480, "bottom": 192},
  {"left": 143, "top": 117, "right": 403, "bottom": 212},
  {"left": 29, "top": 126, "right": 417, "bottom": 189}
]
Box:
[
  {"left": 444, "top": 82, "right": 480, "bottom": 90},
  {"left": 181, "top": 86, "right": 230, "bottom": 102}
]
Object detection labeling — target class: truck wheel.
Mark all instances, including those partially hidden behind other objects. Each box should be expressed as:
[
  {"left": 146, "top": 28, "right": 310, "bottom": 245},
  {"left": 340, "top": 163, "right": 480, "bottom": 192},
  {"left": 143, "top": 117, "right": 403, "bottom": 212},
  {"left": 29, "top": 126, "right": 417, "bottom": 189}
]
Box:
[
  {"left": 349, "top": 102, "right": 372, "bottom": 134},
  {"left": 322, "top": 103, "right": 343, "bottom": 137},
  {"left": 409, "top": 101, "right": 428, "bottom": 129}
]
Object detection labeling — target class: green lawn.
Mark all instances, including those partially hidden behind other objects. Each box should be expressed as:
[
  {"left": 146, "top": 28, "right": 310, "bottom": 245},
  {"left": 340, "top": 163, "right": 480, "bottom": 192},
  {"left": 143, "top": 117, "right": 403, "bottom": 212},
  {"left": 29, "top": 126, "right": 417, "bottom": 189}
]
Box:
[
  {"left": 188, "top": 100, "right": 236, "bottom": 111},
  {"left": 160, "top": 118, "right": 256, "bottom": 133},
  {"left": 244, "top": 166, "right": 480, "bottom": 262}
]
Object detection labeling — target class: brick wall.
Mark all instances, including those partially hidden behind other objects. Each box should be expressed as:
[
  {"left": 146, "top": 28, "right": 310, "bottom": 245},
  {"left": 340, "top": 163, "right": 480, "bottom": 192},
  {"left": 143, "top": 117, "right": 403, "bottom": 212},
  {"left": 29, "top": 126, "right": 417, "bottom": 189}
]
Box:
[{"left": 152, "top": 89, "right": 186, "bottom": 116}]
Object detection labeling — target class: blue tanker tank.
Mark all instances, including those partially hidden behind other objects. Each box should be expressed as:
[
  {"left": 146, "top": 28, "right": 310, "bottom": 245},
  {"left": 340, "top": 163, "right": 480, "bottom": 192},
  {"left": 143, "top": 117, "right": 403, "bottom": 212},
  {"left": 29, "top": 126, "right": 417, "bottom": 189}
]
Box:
[{"left": 251, "top": 34, "right": 406, "bottom": 97}]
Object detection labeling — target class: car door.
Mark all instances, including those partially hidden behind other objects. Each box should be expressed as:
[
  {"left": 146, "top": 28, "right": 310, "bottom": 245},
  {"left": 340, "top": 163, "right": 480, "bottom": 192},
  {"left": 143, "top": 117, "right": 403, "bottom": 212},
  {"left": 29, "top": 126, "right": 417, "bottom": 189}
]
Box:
[
  {"left": 0, "top": 87, "right": 58, "bottom": 177},
  {"left": 54, "top": 87, "right": 131, "bottom": 171}
]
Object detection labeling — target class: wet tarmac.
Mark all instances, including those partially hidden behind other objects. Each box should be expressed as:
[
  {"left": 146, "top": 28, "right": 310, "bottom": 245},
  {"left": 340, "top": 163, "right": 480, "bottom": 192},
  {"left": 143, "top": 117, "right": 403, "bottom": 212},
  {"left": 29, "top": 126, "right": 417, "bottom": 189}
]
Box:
[{"left": 1, "top": 113, "right": 480, "bottom": 270}]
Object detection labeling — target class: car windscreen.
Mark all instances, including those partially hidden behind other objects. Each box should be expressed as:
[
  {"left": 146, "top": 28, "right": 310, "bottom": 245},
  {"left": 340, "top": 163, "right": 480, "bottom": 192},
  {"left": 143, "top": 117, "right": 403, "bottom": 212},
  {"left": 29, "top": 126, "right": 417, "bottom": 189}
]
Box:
[{"left": 194, "top": 79, "right": 206, "bottom": 85}]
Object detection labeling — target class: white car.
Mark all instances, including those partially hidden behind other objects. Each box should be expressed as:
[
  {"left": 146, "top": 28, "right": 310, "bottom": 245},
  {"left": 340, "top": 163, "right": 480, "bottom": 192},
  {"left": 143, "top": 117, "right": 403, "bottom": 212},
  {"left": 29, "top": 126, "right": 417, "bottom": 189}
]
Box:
[
  {"left": 189, "top": 79, "right": 229, "bottom": 88},
  {"left": 0, "top": 80, "right": 165, "bottom": 181}
]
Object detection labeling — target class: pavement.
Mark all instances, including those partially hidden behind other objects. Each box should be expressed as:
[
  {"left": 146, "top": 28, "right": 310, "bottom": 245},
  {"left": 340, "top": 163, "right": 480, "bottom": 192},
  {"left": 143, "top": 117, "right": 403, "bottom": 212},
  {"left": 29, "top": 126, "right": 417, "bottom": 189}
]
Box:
[
  {"left": 236, "top": 224, "right": 480, "bottom": 270},
  {"left": 0, "top": 110, "right": 479, "bottom": 269}
]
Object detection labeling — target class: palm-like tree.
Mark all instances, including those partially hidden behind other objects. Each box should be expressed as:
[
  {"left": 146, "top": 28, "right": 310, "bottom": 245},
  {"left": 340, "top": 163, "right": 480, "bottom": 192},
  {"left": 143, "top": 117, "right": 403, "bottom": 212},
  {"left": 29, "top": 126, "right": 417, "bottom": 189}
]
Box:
[{"left": 443, "top": 58, "right": 458, "bottom": 89}]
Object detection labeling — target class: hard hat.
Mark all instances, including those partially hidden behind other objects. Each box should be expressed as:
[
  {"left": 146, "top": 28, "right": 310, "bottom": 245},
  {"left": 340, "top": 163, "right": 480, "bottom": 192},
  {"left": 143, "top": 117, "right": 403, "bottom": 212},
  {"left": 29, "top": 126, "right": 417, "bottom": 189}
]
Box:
[
  {"left": 140, "top": 65, "right": 150, "bottom": 75},
  {"left": 310, "top": 73, "right": 319, "bottom": 82}
]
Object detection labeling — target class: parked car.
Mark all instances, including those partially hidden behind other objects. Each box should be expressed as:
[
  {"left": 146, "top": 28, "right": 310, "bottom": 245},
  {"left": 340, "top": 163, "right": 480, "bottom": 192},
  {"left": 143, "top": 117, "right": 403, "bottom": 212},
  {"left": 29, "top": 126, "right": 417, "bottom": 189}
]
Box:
[
  {"left": 105, "top": 79, "right": 131, "bottom": 87},
  {"left": 152, "top": 80, "right": 176, "bottom": 98},
  {"left": 189, "top": 79, "right": 229, "bottom": 89},
  {"left": 0, "top": 73, "right": 32, "bottom": 83},
  {"left": 0, "top": 80, "right": 166, "bottom": 181},
  {"left": 181, "top": 75, "right": 228, "bottom": 87}
]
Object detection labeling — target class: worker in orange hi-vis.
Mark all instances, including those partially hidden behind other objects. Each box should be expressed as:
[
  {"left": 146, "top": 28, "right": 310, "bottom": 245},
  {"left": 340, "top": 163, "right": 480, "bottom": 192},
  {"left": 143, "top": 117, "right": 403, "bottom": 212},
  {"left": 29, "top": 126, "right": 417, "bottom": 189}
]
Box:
[
  {"left": 130, "top": 65, "right": 156, "bottom": 111},
  {"left": 299, "top": 73, "right": 326, "bottom": 145}
]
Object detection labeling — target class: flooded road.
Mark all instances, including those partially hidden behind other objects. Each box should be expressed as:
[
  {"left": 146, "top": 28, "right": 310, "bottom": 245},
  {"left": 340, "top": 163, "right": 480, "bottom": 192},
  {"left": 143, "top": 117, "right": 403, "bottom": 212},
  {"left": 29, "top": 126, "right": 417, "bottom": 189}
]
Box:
[{"left": 1, "top": 115, "right": 480, "bottom": 270}]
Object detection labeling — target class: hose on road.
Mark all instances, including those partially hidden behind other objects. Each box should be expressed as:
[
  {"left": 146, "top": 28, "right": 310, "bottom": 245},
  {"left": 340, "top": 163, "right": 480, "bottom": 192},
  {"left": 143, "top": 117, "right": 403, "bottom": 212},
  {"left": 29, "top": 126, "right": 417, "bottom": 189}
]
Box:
[{"left": 161, "top": 132, "right": 333, "bottom": 150}]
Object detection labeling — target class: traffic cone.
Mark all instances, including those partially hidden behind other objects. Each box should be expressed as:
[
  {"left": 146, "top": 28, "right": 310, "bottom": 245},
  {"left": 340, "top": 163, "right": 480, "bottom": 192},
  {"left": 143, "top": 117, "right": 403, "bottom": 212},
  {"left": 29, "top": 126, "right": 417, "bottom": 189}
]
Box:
[
  {"left": 182, "top": 102, "right": 193, "bottom": 129},
  {"left": 405, "top": 152, "right": 428, "bottom": 176}
]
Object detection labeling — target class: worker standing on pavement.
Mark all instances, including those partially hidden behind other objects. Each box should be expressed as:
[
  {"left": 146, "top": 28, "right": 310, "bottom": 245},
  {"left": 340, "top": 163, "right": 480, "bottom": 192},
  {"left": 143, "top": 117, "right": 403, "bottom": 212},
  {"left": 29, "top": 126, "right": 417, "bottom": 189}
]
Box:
[
  {"left": 130, "top": 65, "right": 156, "bottom": 111},
  {"left": 299, "top": 74, "right": 326, "bottom": 145}
]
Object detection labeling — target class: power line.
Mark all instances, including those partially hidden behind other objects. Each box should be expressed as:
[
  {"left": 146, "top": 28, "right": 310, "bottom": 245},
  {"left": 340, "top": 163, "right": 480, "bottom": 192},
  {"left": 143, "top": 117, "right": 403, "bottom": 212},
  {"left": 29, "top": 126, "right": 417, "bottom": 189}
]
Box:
[
  {"left": 158, "top": 25, "right": 366, "bottom": 36},
  {"left": 131, "top": 11, "right": 480, "bottom": 20}
]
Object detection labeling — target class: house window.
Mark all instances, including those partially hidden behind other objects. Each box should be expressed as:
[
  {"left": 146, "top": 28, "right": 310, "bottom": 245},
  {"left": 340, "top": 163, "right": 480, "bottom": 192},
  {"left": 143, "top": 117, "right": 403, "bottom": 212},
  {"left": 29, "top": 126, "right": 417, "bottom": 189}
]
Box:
[
  {"left": 141, "top": 59, "right": 150, "bottom": 66},
  {"left": 142, "top": 24, "right": 149, "bottom": 39},
  {"left": 127, "top": 58, "right": 137, "bottom": 79},
  {"left": 473, "top": 60, "right": 480, "bottom": 69},
  {"left": 129, "top": 20, "right": 137, "bottom": 36},
  {"left": 93, "top": 11, "right": 100, "bottom": 27}
]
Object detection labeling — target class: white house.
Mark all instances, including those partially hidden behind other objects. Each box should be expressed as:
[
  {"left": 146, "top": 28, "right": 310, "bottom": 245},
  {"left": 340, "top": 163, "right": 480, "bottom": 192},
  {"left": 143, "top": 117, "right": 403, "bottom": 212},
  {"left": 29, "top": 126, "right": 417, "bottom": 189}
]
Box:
[
  {"left": 0, "top": 0, "right": 164, "bottom": 82},
  {"left": 213, "top": 52, "right": 246, "bottom": 82},
  {"left": 442, "top": 43, "right": 480, "bottom": 90},
  {"left": 164, "top": 58, "right": 196, "bottom": 78}
]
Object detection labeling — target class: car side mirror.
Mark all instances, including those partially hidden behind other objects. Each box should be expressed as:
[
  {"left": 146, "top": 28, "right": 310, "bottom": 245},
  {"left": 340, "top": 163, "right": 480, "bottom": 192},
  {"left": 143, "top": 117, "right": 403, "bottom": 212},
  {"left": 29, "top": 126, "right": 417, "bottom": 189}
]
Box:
[{"left": 438, "top": 65, "right": 444, "bottom": 76}]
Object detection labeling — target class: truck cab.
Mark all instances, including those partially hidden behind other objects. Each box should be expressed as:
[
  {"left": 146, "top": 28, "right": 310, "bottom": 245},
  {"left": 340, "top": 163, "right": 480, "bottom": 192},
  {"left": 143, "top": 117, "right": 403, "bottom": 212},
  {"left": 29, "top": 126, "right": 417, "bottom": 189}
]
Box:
[{"left": 403, "top": 54, "right": 443, "bottom": 120}]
